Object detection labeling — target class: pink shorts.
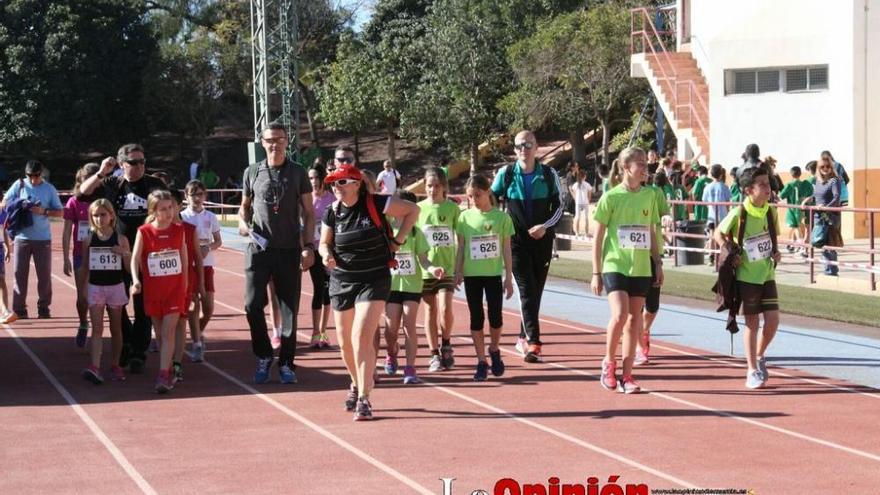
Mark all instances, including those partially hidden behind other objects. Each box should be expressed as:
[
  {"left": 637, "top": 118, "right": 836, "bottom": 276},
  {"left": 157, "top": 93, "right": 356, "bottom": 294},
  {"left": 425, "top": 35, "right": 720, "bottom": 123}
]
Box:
[{"left": 88, "top": 283, "right": 129, "bottom": 307}]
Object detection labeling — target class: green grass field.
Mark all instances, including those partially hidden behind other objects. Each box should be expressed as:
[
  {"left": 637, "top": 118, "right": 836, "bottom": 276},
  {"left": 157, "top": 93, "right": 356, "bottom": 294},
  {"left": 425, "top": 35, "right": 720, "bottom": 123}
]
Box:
[{"left": 548, "top": 258, "right": 879, "bottom": 328}]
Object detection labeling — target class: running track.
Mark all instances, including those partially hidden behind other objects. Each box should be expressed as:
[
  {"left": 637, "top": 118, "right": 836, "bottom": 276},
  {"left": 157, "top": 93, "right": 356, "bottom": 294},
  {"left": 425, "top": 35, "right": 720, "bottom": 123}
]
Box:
[{"left": 2, "top": 226, "right": 879, "bottom": 494}]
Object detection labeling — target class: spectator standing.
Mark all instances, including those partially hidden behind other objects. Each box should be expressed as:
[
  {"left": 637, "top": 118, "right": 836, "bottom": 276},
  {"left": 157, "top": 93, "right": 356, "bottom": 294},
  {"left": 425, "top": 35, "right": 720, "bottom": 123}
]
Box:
[{"left": 376, "top": 160, "right": 402, "bottom": 195}]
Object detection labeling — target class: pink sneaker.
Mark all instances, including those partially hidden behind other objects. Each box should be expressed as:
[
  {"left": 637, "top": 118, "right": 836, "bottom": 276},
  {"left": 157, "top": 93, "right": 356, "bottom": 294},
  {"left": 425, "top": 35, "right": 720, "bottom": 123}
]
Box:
[
  {"left": 110, "top": 365, "right": 126, "bottom": 382},
  {"left": 600, "top": 359, "right": 618, "bottom": 391},
  {"left": 620, "top": 375, "right": 641, "bottom": 394},
  {"left": 634, "top": 347, "right": 649, "bottom": 366}
]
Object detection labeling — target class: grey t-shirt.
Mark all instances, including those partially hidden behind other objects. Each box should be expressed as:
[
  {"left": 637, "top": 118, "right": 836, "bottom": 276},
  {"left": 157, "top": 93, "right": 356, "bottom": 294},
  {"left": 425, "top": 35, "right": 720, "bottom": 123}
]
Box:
[{"left": 242, "top": 159, "right": 312, "bottom": 249}]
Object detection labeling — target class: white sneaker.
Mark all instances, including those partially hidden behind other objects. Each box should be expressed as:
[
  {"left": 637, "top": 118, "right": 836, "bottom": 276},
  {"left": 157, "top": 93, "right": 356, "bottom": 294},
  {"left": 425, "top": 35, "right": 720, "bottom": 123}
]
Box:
[
  {"left": 428, "top": 354, "right": 443, "bottom": 372},
  {"left": 515, "top": 337, "right": 528, "bottom": 356},
  {"left": 756, "top": 356, "right": 768, "bottom": 384},
  {"left": 745, "top": 370, "right": 765, "bottom": 389}
]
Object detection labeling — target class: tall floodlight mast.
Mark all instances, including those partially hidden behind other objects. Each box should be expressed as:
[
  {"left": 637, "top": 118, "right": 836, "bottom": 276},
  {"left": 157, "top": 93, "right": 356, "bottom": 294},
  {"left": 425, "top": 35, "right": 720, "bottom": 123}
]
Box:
[{"left": 249, "top": 0, "right": 299, "bottom": 163}]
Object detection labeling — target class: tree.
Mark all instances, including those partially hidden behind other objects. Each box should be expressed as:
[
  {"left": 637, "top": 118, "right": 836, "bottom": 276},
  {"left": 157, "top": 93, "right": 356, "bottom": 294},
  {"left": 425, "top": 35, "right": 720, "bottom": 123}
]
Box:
[
  {"left": 502, "top": 4, "right": 647, "bottom": 167},
  {"left": 401, "top": 0, "right": 511, "bottom": 172},
  {"left": 0, "top": 0, "right": 157, "bottom": 150},
  {"left": 316, "top": 39, "right": 380, "bottom": 162}
]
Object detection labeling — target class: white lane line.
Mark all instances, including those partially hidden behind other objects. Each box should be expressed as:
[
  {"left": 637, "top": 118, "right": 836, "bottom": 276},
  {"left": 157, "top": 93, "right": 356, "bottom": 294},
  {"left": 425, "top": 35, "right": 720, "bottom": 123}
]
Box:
[
  {"left": 49, "top": 273, "right": 433, "bottom": 494},
  {"left": 4, "top": 320, "right": 156, "bottom": 494},
  {"left": 214, "top": 257, "right": 880, "bottom": 461}
]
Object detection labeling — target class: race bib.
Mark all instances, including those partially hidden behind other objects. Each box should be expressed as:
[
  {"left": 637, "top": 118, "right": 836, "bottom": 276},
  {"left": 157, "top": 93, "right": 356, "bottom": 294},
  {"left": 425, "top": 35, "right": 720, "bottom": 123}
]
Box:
[
  {"left": 744, "top": 233, "right": 773, "bottom": 262},
  {"left": 250, "top": 230, "right": 269, "bottom": 250},
  {"left": 147, "top": 250, "right": 182, "bottom": 277},
  {"left": 424, "top": 225, "right": 454, "bottom": 248},
  {"left": 77, "top": 221, "right": 91, "bottom": 241},
  {"left": 89, "top": 247, "right": 121, "bottom": 271},
  {"left": 392, "top": 252, "right": 416, "bottom": 276},
  {"left": 617, "top": 225, "right": 651, "bottom": 250},
  {"left": 470, "top": 234, "right": 500, "bottom": 260}
]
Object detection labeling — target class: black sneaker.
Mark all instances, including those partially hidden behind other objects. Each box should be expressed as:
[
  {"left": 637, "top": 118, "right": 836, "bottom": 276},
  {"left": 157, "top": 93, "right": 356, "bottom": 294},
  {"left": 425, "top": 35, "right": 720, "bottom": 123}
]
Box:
[
  {"left": 440, "top": 345, "right": 455, "bottom": 370},
  {"left": 75, "top": 324, "right": 88, "bottom": 348},
  {"left": 489, "top": 349, "right": 505, "bottom": 377},
  {"left": 473, "top": 361, "right": 489, "bottom": 381},
  {"left": 128, "top": 358, "right": 145, "bottom": 375},
  {"left": 344, "top": 385, "right": 359, "bottom": 411},
  {"left": 37, "top": 310, "right": 51, "bottom": 319},
  {"left": 353, "top": 397, "right": 373, "bottom": 421}
]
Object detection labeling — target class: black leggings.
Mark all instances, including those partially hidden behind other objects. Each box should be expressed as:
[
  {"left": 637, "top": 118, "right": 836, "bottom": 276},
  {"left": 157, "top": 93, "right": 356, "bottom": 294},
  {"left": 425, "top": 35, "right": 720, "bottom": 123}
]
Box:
[
  {"left": 464, "top": 276, "right": 503, "bottom": 331},
  {"left": 309, "top": 250, "right": 331, "bottom": 310}
]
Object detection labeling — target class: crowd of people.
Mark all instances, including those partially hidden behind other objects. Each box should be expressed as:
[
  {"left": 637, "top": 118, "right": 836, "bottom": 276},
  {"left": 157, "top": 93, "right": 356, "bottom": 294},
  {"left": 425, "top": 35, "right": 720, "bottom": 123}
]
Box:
[{"left": 0, "top": 125, "right": 853, "bottom": 421}]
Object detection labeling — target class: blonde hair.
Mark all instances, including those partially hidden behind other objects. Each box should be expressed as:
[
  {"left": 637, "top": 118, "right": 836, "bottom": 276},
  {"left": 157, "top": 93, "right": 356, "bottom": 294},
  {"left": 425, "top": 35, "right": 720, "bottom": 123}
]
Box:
[
  {"left": 817, "top": 154, "right": 839, "bottom": 182},
  {"left": 145, "top": 189, "right": 175, "bottom": 223},
  {"left": 88, "top": 199, "right": 116, "bottom": 232},
  {"left": 617, "top": 146, "right": 647, "bottom": 182}
]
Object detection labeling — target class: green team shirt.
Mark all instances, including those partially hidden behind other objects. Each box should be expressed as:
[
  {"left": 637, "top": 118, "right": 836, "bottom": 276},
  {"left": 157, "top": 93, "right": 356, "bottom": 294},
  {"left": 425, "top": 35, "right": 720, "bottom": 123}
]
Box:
[
  {"left": 455, "top": 207, "right": 514, "bottom": 277},
  {"left": 662, "top": 184, "right": 688, "bottom": 220},
  {"left": 779, "top": 180, "right": 814, "bottom": 227},
  {"left": 718, "top": 205, "right": 780, "bottom": 284},
  {"left": 648, "top": 185, "right": 669, "bottom": 241},
  {"left": 692, "top": 176, "right": 710, "bottom": 221},
  {"left": 390, "top": 227, "right": 430, "bottom": 294},
  {"left": 593, "top": 184, "right": 660, "bottom": 277},
  {"left": 417, "top": 199, "right": 460, "bottom": 279},
  {"left": 730, "top": 182, "right": 742, "bottom": 203}
]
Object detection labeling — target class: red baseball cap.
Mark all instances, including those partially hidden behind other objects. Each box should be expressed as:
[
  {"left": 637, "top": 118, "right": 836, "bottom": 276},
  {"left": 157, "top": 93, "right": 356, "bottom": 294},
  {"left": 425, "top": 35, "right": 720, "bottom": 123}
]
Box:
[{"left": 325, "top": 163, "right": 363, "bottom": 184}]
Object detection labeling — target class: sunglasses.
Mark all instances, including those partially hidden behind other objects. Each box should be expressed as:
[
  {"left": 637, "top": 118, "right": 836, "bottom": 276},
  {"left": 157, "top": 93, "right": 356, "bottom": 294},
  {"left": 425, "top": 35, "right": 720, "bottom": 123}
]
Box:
[
  {"left": 334, "top": 157, "right": 354, "bottom": 164},
  {"left": 125, "top": 159, "right": 146, "bottom": 166},
  {"left": 333, "top": 179, "right": 358, "bottom": 186},
  {"left": 513, "top": 142, "right": 534, "bottom": 151}
]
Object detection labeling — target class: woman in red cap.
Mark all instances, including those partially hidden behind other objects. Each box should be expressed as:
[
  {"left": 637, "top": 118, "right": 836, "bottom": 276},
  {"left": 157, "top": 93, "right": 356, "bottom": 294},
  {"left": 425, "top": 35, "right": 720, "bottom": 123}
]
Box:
[{"left": 318, "top": 148, "right": 420, "bottom": 420}]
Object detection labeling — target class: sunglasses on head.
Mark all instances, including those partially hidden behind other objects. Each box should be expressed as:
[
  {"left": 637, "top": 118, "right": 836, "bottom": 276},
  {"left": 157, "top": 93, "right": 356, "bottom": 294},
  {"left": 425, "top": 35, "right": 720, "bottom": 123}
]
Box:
[
  {"left": 333, "top": 178, "right": 358, "bottom": 186},
  {"left": 513, "top": 142, "right": 534, "bottom": 151},
  {"left": 125, "top": 159, "right": 146, "bottom": 166},
  {"left": 334, "top": 157, "right": 354, "bottom": 164}
]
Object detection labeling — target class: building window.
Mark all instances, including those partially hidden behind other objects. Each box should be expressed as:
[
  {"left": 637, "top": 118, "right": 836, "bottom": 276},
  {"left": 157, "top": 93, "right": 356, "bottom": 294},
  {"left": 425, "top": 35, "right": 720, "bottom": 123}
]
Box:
[{"left": 726, "top": 65, "right": 829, "bottom": 95}]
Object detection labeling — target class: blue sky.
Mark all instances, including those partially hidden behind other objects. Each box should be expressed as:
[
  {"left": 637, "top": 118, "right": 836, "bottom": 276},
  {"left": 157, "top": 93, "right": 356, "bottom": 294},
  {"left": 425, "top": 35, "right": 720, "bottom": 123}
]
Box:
[{"left": 341, "top": 0, "right": 375, "bottom": 31}]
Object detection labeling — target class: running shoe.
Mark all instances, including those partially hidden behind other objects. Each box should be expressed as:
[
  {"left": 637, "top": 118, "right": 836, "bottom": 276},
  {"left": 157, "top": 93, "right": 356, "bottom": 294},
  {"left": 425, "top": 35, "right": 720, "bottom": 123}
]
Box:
[
  {"left": 515, "top": 337, "right": 527, "bottom": 356},
  {"left": 440, "top": 344, "right": 455, "bottom": 369},
  {"left": 148, "top": 338, "right": 159, "bottom": 353},
  {"left": 2, "top": 311, "right": 19, "bottom": 324},
  {"left": 344, "top": 385, "right": 359, "bottom": 411},
  {"left": 402, "top": 366, "right": 420, "bottom": 384},
  {"left": 190, "top": 342, "right": 204, "bottom": 363},
  {"left": 82, "top": 365, "right": 104, "bottom": 385},
  {"left": 128, "top": 358, "right": 145, "bottom": 375},
  {"left": 619, "top": 375, "right": 641, "bottom": 394},
  {"left": 110, "top": 365, "right": 126, "bottom": 382},
  {"left": 155, "top": 369, "right": 173, "bottom": 394},
  {"left": 428, "top": 354, "right": 443, "bottom": 372},
  {"left": 270, "top": 335, "right": 281, "bottom": 350},
  {"left": 600, "top": 358, "right": 618, "bottom": 391},
  {"left": 473, "top": 361, "right": 489, "bottom": 382},
  {"left": 172, "top": 362, "right": 184, "bottom": 384},
  {"left": 745, "top": 369, "right": 765, "bottom": 389},
  {"left": 384, "top": 354, "right": 399, "bottom": 376},
  {"left": 318, "top": 332, "right": 331, "bottom": 348},
  {"left": 524, "top": 344, "right": 542, "bottom": 363},
  {"left": 634, "top": 347, "right": 649, "bottom": 367},
  {"left": 310, "top": 334, "right": 322, "bottom": 349},
  {"left": 37, "top": 309, "right": 51, "bottom": 319},
  {"left": 279, "top": 364, "right": 297, "bottom": 384},
  {"left": 489, "top": 349, "right": 505, "bottom": 377},
  {"left": 756, "top": 357, "right": 769, "bottom": 384},
  {"left": 75, "top": 323, "right": 88, "bottom": 348},
  {"left": 353, "top": 397, "right": 373, "bottom": 421},
  {"left": 253, "top": 357, "right": 272, "bottom": 384}
]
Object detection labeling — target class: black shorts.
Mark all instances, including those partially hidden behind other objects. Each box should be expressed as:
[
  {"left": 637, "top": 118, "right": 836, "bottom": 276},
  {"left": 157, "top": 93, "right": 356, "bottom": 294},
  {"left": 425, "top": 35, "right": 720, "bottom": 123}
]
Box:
[
  {"left": 644, "top": 260, "right": 661, "bottom": 314},
  {"left": 464, "top": 276, "right": 503, "bottom": 330},
  {"left": 738, "top": 280, "right": 779, "bottom": 315},
  {"left": 387, "top": 290, "right": 421, "bottom": 305},
  {"left": 603, "top": 272, "right": 651, "bottom": 298},
  {"left": 329, "top": 276, "right": 392, "bottom": 311},
  {"left": 422, "top": 277, "right": 455, "bottom": 295}
]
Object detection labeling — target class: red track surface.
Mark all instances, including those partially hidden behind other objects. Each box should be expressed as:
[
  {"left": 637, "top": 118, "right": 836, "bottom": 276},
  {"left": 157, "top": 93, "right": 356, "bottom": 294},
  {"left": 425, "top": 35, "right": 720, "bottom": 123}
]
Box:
[{"left": 2, "top": 228, "right": 880, "bottom": 494}]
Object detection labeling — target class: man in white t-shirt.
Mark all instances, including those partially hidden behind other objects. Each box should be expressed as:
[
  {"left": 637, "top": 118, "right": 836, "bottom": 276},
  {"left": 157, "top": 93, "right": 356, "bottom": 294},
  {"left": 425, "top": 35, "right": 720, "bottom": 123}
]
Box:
[
  {"left": 376, "top": 160, "right": 401, "bottom": 195},
  {"left": 189, "top": 159, "right": 201, "bottom": 181}
]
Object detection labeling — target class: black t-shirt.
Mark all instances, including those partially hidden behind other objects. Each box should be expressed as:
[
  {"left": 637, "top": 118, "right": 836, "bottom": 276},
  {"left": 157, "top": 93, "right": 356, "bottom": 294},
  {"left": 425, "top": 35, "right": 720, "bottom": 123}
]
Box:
[
  {"left": 322, "top": 194, "right": 391, "bottom": 283},
  {"left": 243, "top": 159, "right": 312, "bottom": 249},
  {"left": 94, "top": 175, "right": 167, "bottom": 246}
]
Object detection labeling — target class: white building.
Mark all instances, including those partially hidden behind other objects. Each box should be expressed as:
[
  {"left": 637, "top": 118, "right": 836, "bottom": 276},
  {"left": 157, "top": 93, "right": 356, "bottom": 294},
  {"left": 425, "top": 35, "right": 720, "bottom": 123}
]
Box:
[{"left": 631, "top": 0, "right": 879, "bottom": 238}]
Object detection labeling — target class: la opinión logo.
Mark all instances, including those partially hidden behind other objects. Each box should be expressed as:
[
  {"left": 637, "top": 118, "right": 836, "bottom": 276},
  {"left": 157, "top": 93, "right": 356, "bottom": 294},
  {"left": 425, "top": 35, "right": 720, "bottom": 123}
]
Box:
[{"left": 441, "top": 476, "right": 649, "bottom": 495}]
